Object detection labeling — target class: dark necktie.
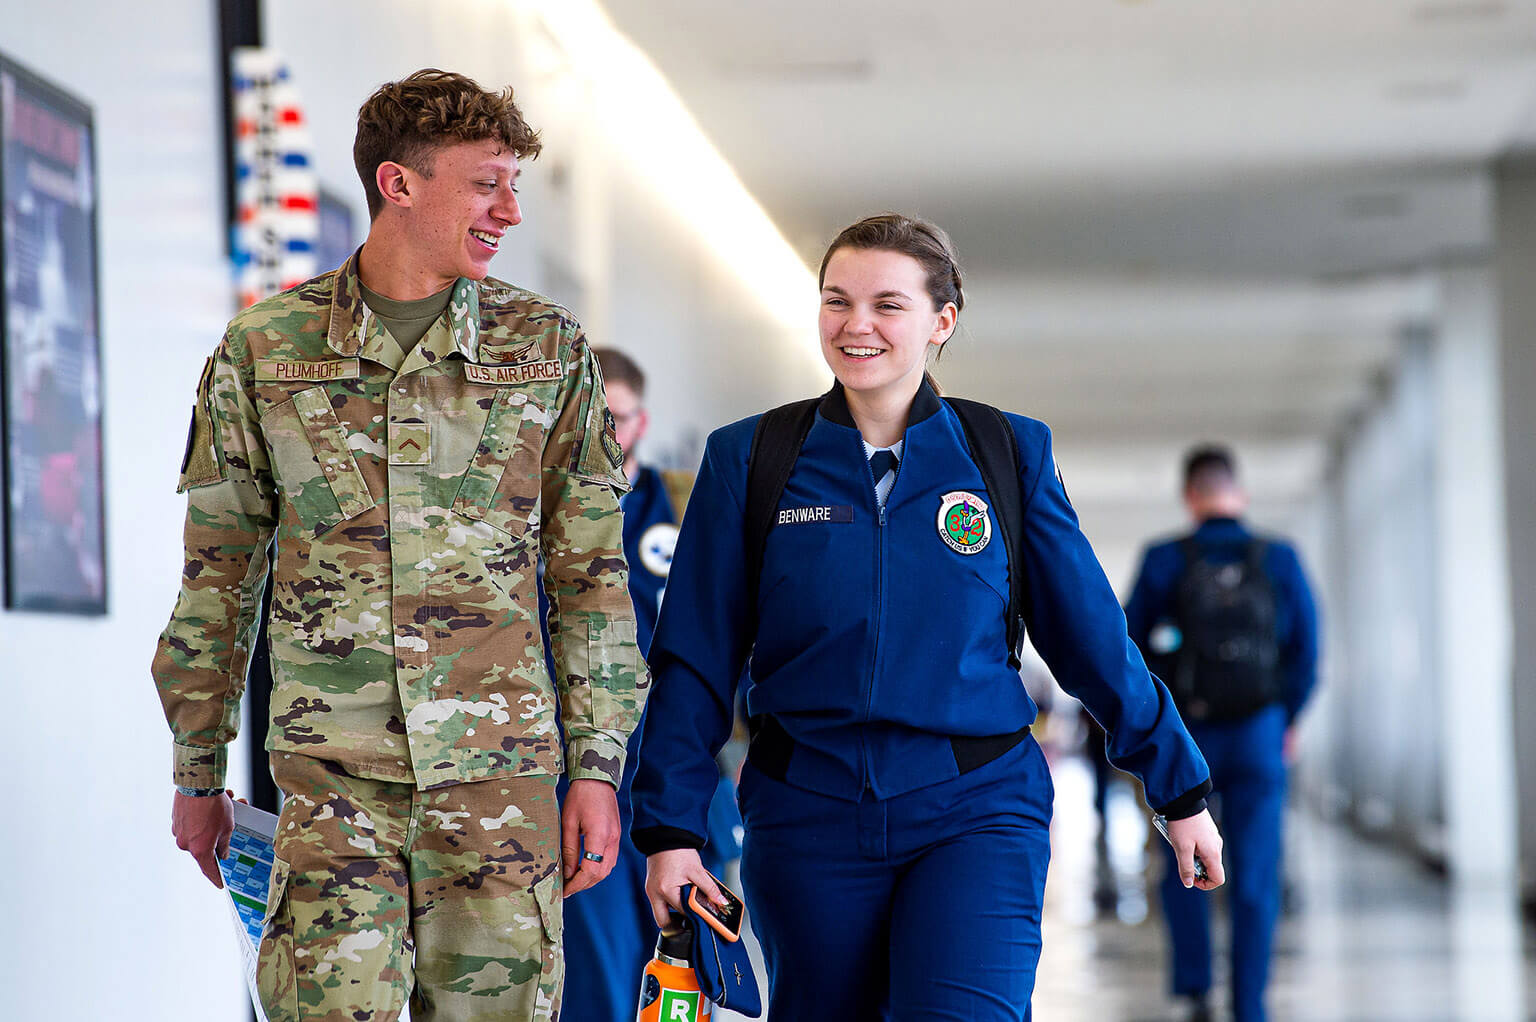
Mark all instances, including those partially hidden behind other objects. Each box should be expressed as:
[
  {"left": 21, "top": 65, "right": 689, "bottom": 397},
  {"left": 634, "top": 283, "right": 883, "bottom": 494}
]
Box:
[{"left": 869, "top": 449, "right": 899, "bottom": 484}]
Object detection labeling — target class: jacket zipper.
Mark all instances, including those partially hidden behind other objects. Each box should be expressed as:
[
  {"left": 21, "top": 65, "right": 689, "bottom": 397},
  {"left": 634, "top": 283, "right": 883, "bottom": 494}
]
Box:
[{"left": 861, "top": 444, "right": 887, "bottom": 793}]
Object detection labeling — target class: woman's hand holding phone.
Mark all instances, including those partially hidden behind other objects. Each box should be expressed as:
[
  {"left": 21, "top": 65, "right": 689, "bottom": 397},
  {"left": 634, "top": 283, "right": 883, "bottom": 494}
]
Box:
[{"left": 687, "top": 876, "right": 745, "bottom": 942}]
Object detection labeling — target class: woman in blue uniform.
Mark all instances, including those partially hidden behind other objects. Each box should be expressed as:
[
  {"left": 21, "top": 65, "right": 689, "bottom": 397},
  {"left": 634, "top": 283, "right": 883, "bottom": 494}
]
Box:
[{"left": 631, "top": 214, "right": 1224, "bottom": 1020}]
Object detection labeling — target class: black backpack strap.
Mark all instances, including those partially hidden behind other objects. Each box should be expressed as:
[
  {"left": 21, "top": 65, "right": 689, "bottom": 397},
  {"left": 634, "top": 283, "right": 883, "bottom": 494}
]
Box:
[
  {"left": 744, "top": 396, "right": 823, "bottom": 613},
  {"left": 944, "top": 397, "right": 1029, "bottom": 668},
  {"left": 1244, "top": 537, "right": 1269, "bottom": 575}
]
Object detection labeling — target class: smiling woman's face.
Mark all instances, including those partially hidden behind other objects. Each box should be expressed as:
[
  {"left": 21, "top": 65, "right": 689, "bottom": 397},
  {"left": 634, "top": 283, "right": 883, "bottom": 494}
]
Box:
[{"left": 818, "top": 246, "right": 955, "bottom": 403}]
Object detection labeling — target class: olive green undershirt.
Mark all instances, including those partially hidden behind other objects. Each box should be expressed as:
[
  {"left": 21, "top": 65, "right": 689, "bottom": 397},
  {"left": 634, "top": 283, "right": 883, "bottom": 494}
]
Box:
[{"left": 360, "top": 280, "right": 455, "bottom": 356}]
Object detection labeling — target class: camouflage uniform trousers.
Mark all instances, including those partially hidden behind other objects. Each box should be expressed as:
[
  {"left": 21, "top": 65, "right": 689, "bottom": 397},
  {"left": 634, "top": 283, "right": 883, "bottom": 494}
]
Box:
[{"left": 257, "top": 753, "right": 563, "bottom": 1021}]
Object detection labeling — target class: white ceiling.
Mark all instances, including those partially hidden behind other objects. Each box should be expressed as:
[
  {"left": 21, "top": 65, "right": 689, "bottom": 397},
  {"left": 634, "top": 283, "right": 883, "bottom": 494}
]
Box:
[{"left": 598, "top": 0, "right": 1536, "bottom": 563}]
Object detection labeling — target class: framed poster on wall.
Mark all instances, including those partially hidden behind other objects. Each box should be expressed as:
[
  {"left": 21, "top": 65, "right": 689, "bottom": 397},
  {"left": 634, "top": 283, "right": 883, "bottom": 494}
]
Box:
[{"left": 0, "top": 55, "right": 106, "bottom": 614}]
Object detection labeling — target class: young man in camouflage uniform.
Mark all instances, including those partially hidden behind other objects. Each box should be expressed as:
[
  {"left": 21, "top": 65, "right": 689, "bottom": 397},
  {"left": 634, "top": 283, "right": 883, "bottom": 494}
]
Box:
[{"left": 151, "top": 69, "right": 646, "bottom": 1021}]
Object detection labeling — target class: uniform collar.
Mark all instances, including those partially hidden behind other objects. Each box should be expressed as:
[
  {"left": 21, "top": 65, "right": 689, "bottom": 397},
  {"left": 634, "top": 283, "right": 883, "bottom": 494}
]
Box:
[
  {"left": 1193, "top": 516, "right": 1248, "bottom": 537},
  {"left": 328, "top": 249, "right": 482, "bottom": 368},
  {"left": 818, "top": 377, "right": 943, "bottom": 430}
]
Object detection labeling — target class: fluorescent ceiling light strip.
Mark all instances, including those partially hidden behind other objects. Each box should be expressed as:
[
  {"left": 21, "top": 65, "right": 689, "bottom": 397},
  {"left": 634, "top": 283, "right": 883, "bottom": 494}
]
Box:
[{"left": 526, "top": 0, "right": 817, "bottom": 336}]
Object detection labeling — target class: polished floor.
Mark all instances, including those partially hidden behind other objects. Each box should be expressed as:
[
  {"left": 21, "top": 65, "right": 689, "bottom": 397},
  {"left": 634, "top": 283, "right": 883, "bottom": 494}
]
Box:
[{"left": 720, "top": 752, "right": 1536, "bottom": 1022}]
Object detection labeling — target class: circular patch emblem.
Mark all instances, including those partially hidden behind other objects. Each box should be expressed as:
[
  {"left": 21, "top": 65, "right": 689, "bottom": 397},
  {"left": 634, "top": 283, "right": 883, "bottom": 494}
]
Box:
[
  {"left": 638, "top": 523, "right": 679, "bottom": 577},
  {"left": 937, "top": 490, "right": 992, "bottom": 555}
]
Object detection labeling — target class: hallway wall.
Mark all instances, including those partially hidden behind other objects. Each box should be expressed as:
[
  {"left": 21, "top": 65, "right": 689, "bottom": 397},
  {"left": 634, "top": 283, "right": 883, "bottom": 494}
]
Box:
[
  {"left": 1309, "top": 328, "right": 1442, "bottom": 852},
  {"left": 0, "top": 5, "right": 246, "bottom": 1020},
  {"left": 1307, "top": 259, "right": 1522, "bottom": 897},
  {"left": 1493, "top": 159, "right": 1536, "bottom": 904}
]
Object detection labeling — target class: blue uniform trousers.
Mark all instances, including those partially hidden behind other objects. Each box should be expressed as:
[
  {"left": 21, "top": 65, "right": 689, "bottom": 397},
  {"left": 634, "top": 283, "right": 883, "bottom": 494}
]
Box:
[
  {"left": 1158, "top": 704, "right": 1287, "bottom": 1022},
  {"left": 739, "top": 735, "right": 1053, "bottom": 1021}
]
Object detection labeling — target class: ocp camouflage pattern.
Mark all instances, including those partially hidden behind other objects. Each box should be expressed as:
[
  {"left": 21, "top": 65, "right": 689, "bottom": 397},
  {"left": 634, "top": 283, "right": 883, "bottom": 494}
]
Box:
[
  {"left": 257, "top": 753, "right": 564, "bottom": 1021},
  {"left": 152, "top": 253, "right": 647, "bottom": 792}
]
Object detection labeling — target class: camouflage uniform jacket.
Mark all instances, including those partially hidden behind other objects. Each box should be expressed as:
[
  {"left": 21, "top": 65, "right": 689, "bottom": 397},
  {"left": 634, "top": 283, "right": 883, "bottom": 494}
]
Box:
[{"left": 152, "top": 255, "right": 647, "bottom": 792}]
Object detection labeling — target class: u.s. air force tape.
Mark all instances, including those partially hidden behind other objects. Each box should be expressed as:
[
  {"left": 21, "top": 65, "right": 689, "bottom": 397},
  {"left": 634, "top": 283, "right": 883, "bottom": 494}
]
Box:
[{"left": 465, "top": 360, "right": 563, "bottom": 385}]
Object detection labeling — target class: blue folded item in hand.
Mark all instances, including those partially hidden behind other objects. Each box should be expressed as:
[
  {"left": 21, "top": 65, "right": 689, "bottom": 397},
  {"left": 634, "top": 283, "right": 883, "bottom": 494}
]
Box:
[{"left": 680, "top": 884, "right": 762, "bottom": 1017}]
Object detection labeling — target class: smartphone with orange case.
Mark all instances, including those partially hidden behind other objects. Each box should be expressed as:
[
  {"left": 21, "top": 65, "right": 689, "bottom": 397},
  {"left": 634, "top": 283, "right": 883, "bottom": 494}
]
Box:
[{"left": 687, "top": 872, "right": 745, "bottom": 943}]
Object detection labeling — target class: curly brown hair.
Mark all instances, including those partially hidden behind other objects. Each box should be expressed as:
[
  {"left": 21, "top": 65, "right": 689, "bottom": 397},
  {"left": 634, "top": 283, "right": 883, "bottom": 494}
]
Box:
[{"left": 353, "top": 69, "right": 542, "bottom": 219}]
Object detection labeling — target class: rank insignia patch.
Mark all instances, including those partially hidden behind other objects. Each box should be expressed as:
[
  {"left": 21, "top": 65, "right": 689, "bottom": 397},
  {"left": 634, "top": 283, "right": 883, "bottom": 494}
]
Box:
[
  {"left": 389, "top": 420, "right": 432, "bottom": 466},
  {"left": 937, "top": 490, "right": 992, "bottom": 555}
]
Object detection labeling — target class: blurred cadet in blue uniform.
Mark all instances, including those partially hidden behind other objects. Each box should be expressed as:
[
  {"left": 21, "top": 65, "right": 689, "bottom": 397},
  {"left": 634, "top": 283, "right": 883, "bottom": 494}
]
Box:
[
  {"left": 1125, "top": 445, "right": 1319, "bottom": 1022},
  {"left": 632, "top": 213, "right": 1225, "bottom": 1020},
  {"left": 559, "top": 347, "right": 743, "bottom": 1022}
]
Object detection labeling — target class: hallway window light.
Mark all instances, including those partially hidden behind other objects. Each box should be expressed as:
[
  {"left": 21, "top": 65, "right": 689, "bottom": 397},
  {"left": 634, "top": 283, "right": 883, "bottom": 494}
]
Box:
[{"left": 518, "top": 0, "right": 817, "bottom": 336}]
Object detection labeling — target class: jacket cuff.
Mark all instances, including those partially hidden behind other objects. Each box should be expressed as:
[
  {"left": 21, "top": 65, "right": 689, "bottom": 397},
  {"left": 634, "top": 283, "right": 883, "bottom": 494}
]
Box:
[
  {"left": 565, "top": 736, "right": 626, "bottom": 788},
  {"left": 1155, "top": 779, "right": 1212, "bottom": 821},
  {"left": 632, "top": 825, "right": 707, "bottom": 857},
  {"left": 173, "top": 742, "right": 227, "bottom": 789}
]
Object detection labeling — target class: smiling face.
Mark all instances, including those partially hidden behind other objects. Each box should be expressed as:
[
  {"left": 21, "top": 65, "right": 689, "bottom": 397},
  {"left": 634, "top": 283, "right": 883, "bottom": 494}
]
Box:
[
  {"left": 387, "top": 138, "right": 523, "bottom": 289},
  {"left": 819, "top": 246, "right": 956, "bottom": 403}
]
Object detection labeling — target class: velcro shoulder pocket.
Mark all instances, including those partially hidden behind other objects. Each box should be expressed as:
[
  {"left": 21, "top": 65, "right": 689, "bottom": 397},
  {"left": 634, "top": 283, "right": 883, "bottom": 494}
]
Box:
[
  {"left": 177, "top": 357, "right": 225, "bottom": 492},
  {"left": 572, "top": 373, "right": 629, "bottom": 491}
]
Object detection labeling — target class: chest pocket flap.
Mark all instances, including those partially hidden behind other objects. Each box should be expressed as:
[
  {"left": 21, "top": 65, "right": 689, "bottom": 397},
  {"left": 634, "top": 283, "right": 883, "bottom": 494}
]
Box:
[
  {"left": 453, "top": 387, "right": 542, "bottom": 540},
  {"left": 264, "top": 386, "right": 376, "bottom": 534}
]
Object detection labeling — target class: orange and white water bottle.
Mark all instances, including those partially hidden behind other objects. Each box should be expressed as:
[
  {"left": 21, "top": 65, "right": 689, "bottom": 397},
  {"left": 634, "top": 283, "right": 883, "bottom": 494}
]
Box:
[{"left": 639, "top": 913, "right": 712, "bottom": 1022}]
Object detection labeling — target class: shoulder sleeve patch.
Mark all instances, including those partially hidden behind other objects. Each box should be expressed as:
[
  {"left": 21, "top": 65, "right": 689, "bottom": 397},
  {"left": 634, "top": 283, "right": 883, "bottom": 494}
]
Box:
[{"left": 177, "top": 357, "right": 226, "bottom": 492}]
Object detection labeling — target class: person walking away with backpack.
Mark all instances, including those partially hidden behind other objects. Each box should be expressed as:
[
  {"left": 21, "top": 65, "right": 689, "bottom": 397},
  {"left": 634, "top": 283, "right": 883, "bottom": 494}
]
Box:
[
  {"left": 630, "top": 213, "right": 1225, "bottom": 1020},
  {"left": 1125, "top": 446, "right": 1320, "bottom": 1022}
]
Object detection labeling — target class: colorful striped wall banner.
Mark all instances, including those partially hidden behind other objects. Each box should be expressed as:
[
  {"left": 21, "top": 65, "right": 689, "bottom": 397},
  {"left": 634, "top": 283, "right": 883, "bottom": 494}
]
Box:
[{"left": 231, "top": 48, "right": 318, "bottom": 308}]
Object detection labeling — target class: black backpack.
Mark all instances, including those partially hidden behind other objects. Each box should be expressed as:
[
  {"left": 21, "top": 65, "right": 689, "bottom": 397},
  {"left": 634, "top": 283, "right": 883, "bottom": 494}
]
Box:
[
  {"left": 743, "top": 393, "right": 1030, "bottom": 667},
  {"left": 1161, "top": 537, "right": 1282, "bottom": 722}
]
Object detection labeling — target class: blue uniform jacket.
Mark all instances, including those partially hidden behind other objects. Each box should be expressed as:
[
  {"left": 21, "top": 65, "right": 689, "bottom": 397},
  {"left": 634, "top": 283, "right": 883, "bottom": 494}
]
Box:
[
  {"left": 632, "top": 382, "right": 1211, "bottom": 851},
  {"left": 1124, "top": 517, "right": 1319, "bottom": 725}
]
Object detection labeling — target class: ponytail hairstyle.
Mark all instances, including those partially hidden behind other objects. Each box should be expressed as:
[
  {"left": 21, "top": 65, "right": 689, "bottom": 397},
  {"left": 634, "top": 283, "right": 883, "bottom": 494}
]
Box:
[{"left": 818, "top": 213, "right": 964, "bottom": 392}]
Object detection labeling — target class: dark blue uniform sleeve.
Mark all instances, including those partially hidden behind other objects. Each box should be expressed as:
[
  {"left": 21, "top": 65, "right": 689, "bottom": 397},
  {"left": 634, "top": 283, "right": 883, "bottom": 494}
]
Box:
[
  {"left": 1015, "top": 422, "right": 1211, "bottom": 817},
  {"left": 1275, "top": 543, "right": 1320, "bottom": 724},
  {"left": 630, "top": 429, "right": 753, "bottom": 854}
]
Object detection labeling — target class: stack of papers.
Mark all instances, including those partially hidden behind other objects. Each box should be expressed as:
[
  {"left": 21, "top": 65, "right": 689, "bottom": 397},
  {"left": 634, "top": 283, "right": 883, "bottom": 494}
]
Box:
[{"left": 216, "top": 801, "right": 279, "bottom": 1021}]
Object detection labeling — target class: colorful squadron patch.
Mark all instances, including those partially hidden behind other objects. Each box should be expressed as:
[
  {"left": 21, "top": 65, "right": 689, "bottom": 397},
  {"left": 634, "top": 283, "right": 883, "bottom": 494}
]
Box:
[{"left": 937, "top": 490, "right": 992, "bottom": 555}]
